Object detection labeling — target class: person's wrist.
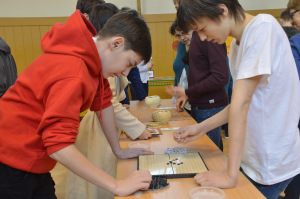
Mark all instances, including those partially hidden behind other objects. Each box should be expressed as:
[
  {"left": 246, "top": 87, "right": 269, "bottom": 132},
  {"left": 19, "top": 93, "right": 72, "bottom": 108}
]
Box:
[
  {"left": 113, "top": 147, "right": 123, "bottom": 158},
  {"left": 225, "top": 170, "right": 238, "bottom": 187}
]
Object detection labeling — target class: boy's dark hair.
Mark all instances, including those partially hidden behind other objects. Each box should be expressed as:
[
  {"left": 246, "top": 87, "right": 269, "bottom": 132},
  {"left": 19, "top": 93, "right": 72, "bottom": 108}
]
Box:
[
  {"left": 76, "top": 0, "right": 105, "bottom": 14},
  {"left": 98, "top": 9, "right": 152, "bottom": 63},
  {"left": 89, "top": 3, "right": 119, "bottom": 32},
  {"left": 177, "top": 0, "right": 245, "bottom": 33},
  {"left": 280, "top": 9, "right": 291, "bottom": 22}
]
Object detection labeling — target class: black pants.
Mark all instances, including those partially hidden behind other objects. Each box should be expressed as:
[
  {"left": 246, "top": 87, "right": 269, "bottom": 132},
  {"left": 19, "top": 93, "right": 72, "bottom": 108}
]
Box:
[{"left": 0, "top": 162, "right": 57, "bottom": 199}]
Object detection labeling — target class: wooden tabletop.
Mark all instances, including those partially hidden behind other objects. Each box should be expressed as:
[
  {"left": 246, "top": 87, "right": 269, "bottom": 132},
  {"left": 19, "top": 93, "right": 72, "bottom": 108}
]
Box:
[{"left": 115, "top": 99, "right": 266, "bottom": 199}]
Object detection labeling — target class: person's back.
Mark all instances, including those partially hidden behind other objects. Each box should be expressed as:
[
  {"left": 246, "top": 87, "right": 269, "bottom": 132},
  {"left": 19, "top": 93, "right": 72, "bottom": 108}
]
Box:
[{"left": 0, "top": 37, "right": 17, "bottom": 98}]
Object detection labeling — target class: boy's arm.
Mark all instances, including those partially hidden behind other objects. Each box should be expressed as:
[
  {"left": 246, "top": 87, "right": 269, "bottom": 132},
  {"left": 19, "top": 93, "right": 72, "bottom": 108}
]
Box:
[
  {"left": 174, "top": 105, "right": 229, "bottom": 144},
  {"left": 50, "top": 144, "right": 152, "bottom": 196},
  {"left": 96, "top": 105, "right": 153, "bottom": 158},
  {"left": 193, "top": 75, "right": 261, "bottom": 188}
]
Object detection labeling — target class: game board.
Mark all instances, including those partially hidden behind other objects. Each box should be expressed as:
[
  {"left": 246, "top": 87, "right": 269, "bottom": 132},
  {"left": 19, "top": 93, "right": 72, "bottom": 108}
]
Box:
[{"left": 138, "top": 152, "right": 208, "bottom": 178}]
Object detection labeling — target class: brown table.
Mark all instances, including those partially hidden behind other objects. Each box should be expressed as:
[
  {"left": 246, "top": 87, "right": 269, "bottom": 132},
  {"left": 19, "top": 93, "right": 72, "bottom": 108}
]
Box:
[{"left": 116, "top": 99, "right": 266, "bottom": 199}]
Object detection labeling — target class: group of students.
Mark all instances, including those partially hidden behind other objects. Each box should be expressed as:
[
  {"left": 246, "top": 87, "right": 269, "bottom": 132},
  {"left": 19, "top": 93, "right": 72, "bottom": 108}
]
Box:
[{"left": 0, "top": 0, "right": 299, "bottom": 199}]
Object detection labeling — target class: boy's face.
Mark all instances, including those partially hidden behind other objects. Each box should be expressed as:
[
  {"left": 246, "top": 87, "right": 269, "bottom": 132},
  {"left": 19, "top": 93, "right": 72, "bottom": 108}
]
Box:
[
  {"left": 290, "top": 9, "right": 300, "bottom": 31},
  {"left": 191, "top": 16, "right": 230, "bottom": 45},
  {"left": 97, "top": 37, "right": 143, "bottom": 78}
]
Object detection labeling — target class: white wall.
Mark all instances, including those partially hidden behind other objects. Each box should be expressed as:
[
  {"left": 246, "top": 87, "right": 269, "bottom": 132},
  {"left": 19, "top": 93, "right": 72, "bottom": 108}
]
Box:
[{"left": 0, "top": 0, "right": 290, "bottom": 17}]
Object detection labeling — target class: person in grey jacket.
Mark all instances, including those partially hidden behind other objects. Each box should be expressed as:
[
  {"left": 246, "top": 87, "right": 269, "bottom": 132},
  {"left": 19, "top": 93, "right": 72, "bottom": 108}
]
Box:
[{"left": 0, "top": 37, "right": 18, "bottom": 98}]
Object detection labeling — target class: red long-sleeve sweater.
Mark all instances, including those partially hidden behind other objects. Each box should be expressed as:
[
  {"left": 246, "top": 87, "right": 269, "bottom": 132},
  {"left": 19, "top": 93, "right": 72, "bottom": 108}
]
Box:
[{"left": 0, "top": 10, "right": 112, "bottom": 173}]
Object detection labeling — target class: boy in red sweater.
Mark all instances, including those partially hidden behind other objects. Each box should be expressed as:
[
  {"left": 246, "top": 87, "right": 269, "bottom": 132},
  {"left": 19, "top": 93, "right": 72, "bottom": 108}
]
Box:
[{"left": 0, "top": 9, "right": 153, "bottom": 198}]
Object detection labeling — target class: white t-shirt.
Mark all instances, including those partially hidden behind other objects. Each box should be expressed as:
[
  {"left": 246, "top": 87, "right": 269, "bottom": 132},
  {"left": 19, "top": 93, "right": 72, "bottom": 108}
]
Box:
[
  {"left": 137, "top": 60, "right": 150, "bottom": 83},
  {"left": 229, "top": 14, "right": 300, "bottom": 185}
]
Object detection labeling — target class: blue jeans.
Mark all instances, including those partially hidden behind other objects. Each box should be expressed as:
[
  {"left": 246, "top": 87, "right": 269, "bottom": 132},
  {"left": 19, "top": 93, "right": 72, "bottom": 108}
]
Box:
[
  {"left": 284, "top": 173, "right": 300, "bottom": 199},
  {"left": 241, "top": 169, "right": 293, "bottom": 199},
  {"left": 191, "top": 106, "right": 225, "bottom": 150}
]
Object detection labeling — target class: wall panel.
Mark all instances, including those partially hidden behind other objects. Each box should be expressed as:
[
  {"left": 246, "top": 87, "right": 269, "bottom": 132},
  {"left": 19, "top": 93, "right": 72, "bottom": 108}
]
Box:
[{"left": 0, "top": 17, "right": 66, "bottom": 75}]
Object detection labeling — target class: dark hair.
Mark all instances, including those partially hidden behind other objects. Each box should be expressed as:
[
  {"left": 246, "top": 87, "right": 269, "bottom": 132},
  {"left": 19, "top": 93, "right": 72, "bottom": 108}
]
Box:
[
  {"left": 120, "top": 7, "right": 131, "bottom": 11},
  {"left": 89, "top": 3, "right": 119, "bottom": 32},
  {"left": 169, "top": 19, "right": 182, "bottom": 36},
  {"left": 177, "top": 0, "right": 245, "bottom": 32},
  {"left": 76, "top": 0, "right": 105, "bottom": 14},
  {"left": 280, "top": 9, "right": 291, "bottom": 22},
  {"left": 98, "top": 9, "right": 152, "bottom": 63}
]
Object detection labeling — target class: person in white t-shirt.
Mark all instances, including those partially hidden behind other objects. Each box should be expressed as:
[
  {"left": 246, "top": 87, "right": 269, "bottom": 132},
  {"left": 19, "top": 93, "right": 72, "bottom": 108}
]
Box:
[
  {"left": 174, "top": 0, "right": 300, "bottom": 199},
  {"left": 137, "top": 59, "right": 153, "bottom": 95}
]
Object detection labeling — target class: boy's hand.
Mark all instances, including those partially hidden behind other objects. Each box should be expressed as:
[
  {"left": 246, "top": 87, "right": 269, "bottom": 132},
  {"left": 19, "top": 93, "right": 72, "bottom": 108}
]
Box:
[
  {"left": 117, "top": 148, "right": 154, "bottom": 159},
  {"left": 114, "top": 170, "right": 152, "bottom": 196},
  {"left": 173, "top": 124, "right": 205, "bottom": 144},
  {"left": 138, "top": 129, "right": 152, "bottom": 140},
  {"left": 176, "top": 95, "right": 188, "bottom": 112},
  {"left": 194, "top": 171, "right": 237, "bottom": 189}
]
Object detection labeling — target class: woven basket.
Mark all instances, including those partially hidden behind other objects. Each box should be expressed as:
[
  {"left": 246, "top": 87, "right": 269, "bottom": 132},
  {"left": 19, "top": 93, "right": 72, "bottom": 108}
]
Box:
[
  {"left": 145, "top": 95, "right": 161, "bottom": 108},
  {"left": 152, "top": 110, "right": 171, "bottom": 125}
]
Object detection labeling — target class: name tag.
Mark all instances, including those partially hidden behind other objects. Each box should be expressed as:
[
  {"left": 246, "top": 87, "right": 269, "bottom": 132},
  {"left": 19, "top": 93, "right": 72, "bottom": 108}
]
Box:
[{"left": 209, "top": 99, "right": 215, "bottom": 104}]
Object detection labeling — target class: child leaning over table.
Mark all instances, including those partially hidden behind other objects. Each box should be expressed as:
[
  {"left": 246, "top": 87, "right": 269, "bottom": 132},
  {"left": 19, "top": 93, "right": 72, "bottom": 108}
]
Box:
[
  {"left": 0, "top": 9, "right": 153, "bottom": 198},
  {"left": 62, "top": 4, "right": 152, "bottom": 199},
  {"left": 174, "top": 0, "right": 300, "bottom": 199}
]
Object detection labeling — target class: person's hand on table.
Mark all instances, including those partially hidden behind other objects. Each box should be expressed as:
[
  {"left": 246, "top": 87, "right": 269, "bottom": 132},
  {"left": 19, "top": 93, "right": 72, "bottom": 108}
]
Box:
[
  {"left": 138, "top": 128, "right": 152, "bottom": 140},
  {"left": 176, "top": 95, "right": 188, "bottom": 112},
  {"left": 194, "top": 171, "right": 237, "bottom": 189},
  {"left": 117, "top": 148, "right": 154, "bottom": 159},
  {"left": 173, "top": 123, "right": 205, "bottom": 144},
  {"left": 114, "top": 170, "right": 152, "bottom": 196}
]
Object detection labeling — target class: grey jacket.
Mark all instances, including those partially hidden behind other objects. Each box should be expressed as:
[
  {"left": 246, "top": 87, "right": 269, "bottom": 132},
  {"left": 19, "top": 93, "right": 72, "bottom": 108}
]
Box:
[{"left": 0, "top": 37, "right": 17, "bottom": 98}]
